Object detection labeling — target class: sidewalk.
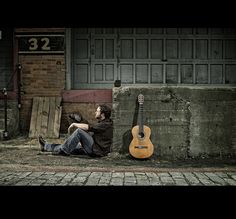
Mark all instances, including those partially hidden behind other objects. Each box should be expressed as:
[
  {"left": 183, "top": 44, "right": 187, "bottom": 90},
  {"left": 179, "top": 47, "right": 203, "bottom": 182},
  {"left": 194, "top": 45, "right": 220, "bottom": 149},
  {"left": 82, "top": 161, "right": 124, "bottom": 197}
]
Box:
[
  {"left": 1, "top": 170, "right": 236, "bottom": 186},
  {"left": 0, "top": 136, "right": 236, "bottom": 186}
]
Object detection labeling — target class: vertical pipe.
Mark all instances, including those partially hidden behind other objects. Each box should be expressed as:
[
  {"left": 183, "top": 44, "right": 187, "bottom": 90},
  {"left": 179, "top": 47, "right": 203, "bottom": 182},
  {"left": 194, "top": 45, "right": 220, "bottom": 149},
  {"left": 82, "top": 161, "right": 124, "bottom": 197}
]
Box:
[
  {"left": 3, "top": 88, "right": 8, "bottom": 139},
  {"left": 17, "top": 64, "right": 22, "bottom": 109},
  {"left": 17, "top": 63, "right": 22, "bottom": 134}
]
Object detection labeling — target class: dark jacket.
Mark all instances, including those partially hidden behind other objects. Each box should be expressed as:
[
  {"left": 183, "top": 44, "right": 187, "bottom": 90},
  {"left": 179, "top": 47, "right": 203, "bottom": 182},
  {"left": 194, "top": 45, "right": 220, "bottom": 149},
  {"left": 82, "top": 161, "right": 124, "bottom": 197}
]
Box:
[{"left": 88, "top": 118, "right": 113, "bottom": 157}]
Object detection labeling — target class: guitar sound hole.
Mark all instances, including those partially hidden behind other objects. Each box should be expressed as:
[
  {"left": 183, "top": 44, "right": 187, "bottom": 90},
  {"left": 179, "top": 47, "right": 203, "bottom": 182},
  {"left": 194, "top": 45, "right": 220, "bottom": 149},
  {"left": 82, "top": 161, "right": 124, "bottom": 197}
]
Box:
[{"left": 139, "top": 132, "right": 145, "bottom": 138}]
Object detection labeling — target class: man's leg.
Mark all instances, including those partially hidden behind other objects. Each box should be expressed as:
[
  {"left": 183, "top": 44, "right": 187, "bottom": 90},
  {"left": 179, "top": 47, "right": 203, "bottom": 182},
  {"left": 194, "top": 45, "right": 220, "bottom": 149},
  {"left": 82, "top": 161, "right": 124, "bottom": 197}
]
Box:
[
  {"left": 38, "top": 136, "right": 60, "bottom": 152},
  {"left": 60, "top": 128, "right": 94, "bottom": 155},
  {"left": 44, "top": 143, "right": 61, "bottom": 152},
  {"left": 39, "top": 128, "right": 94, "bottom": 156}
]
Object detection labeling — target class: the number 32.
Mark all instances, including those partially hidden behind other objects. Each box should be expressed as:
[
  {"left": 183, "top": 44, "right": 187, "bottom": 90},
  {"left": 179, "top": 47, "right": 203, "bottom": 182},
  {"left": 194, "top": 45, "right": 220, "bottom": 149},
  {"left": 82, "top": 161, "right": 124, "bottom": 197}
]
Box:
[{"left": 28, "top": 37, "right": 51, "bottom": 50}]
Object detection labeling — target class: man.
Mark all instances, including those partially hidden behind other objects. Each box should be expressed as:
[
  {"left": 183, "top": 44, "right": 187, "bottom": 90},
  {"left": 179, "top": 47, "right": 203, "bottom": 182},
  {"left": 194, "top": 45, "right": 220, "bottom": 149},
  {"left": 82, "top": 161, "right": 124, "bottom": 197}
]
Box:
[{"left": 38, "top": 104, "right": 113, "bottom": 157}]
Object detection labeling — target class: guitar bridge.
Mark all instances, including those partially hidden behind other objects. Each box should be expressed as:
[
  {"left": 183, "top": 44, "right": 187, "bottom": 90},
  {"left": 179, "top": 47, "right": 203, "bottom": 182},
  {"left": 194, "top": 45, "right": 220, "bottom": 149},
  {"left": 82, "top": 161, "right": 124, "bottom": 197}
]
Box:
[{"left": 135, "top": 146, "right": 148, "bottom": 149}]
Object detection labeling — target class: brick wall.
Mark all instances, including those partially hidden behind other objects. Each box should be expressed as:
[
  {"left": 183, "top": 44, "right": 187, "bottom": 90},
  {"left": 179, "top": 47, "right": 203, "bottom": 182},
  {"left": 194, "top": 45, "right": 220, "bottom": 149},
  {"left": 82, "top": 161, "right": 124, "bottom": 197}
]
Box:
[
  {"left": 19, "top": 55, "right": 65, "bottom": 133},
  {"left": 18, "top": 55, "right": 112, "bottom": 134}
]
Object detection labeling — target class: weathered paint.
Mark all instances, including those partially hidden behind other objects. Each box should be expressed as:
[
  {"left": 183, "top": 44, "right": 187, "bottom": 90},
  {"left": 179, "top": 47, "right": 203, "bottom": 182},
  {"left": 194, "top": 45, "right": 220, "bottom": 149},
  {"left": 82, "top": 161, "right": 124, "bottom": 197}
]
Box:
[{"left": 112, "top": 86, "right": 236, "bottom": 160}]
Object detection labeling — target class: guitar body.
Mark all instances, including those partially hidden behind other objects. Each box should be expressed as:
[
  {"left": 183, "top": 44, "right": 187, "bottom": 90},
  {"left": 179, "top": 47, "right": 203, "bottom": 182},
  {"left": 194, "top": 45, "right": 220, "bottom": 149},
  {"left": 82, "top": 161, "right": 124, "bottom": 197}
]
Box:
[{"left": 129, "top": 125, "right": 154, "bottom": 159}]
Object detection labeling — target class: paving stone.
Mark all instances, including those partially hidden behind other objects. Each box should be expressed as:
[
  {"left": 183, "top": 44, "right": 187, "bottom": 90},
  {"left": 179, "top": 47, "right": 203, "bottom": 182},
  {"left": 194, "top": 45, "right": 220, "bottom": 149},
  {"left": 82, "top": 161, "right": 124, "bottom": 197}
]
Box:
[
  {"left": 197, "top": 178, "right": 216, "bottom": 186},
  {"left": 174, "top": 178, "right": 189, "bottom": 186},
  {"left": 18, "top": 172, "right": 32, "bottom": 178},
  {"left": 158, "top": 172, "right": 171, "bottom": 177},
  {"left": 54, "top": 172, "right": 68, "bottom": 178},
  {"left": 98, "top": 176, "right": 111, "bottom": 185},
  {"left": 28, "top": 179, "right": 47, "bottom": 186},
  {"left": 110, "top": 177, "right": 124, "bottom": 186},
  {"left": 71, "top": 176, "right": 87, "bottom": 184},
  {"left": 64, "top": 173, "right": 78, "bottom": 179},
  {"left": 77, "top": 172, "right": 91, "bottom": 177},
  {"left": 112, "top": 172, "right": 125, "bottom": 178},
  {"left": 214, "top": 172, "right": 229, "bottom": 178},
  {"left": 193, "top": 172, "right": 210, "bottom": 180},
  {"left": 28, "top": 172, "right": 45, "bottom": 177},
  {"left": 124, "top": 172, "right": 135, "bottom": 177},
  {"left": 170, "top": 172, "right": 185, "bottom": 179},
  {"left": 136, "top": 179, "right": 150, "bottom": 185},
  {"left": 204, "top": 172, "right": 228, "bottom": 185},
  {"left": 124, "top": 177, "right": 137, "bottom": 185},
  {"left": 102, "top": 172, "right": 112, "bottom": 177},
  {"left": 0, "top": 171, "right": 236, "bottom": 186},
  {"left": 15, "top": 180, "right": 32, "bottom": 186},
  {"left": 182, "top": 172, "right": 202, "bottom": 185},
  {"left": 149, "top": 177, "right": 162, "bottom": 185},
  {"left": 222, "top": 178, "right": 236, "bottom": 186},
  {"left": 85, "top": 172, "right": 102, "bottom": 185},
  {"left": 159, "top": 176, "right": 175, "bottom": 185},
  {"left": 229, "top": 174, "right": 236, "bottom": 181}
]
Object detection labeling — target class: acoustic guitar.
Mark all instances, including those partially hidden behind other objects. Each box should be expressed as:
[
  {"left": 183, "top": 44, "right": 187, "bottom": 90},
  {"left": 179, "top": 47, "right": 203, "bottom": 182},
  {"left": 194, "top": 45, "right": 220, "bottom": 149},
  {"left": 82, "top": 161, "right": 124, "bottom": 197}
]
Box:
[{"left": 129, "top": 94, "right": 154, "bottom": 159}]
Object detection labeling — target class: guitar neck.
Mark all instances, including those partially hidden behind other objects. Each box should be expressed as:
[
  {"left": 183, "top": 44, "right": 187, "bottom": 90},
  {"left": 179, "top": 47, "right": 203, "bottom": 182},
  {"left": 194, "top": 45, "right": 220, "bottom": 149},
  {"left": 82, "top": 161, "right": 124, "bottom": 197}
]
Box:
[{"left": 138, "top": 103, "right": 144, "bottom": 134}]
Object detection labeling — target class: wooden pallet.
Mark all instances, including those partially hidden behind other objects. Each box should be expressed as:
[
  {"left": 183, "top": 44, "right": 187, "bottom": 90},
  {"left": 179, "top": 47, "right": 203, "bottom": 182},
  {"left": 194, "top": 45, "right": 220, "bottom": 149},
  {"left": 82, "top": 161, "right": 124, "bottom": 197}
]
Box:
[{"left": 29, "top": 97, "right": 62, "bottom": 138}]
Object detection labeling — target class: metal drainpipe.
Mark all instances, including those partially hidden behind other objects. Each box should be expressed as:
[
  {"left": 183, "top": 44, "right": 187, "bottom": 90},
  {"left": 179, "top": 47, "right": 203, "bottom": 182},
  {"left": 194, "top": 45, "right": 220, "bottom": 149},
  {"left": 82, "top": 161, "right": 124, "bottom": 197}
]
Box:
[
  {"left": 17, "top": 64, "right": 22, "bottom": 134},
  {"left": 2, "top": 88, "right": 8, "bottom": 140}
]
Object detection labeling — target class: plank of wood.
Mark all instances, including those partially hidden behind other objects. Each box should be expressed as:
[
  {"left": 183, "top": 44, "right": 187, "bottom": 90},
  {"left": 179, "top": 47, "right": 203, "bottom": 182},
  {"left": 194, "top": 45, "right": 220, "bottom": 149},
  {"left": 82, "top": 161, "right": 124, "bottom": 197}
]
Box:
[
  {"left": 35, "top": 97, "right": 43, "bottom": 137},
  {"left": 29, "top": 97, "right": 39, "bottom": 138},
  {"left": 47, "top": 97, "right": 56, "bottom": 138},
  {"left": 41, "top": 97, "right": 50, "bottom": 136},
  {"left": 29, "top": 96, "right": 62, "bottom": 138},
  {"left": 53, "top": 97, "right": 62, "bottom": 138}
]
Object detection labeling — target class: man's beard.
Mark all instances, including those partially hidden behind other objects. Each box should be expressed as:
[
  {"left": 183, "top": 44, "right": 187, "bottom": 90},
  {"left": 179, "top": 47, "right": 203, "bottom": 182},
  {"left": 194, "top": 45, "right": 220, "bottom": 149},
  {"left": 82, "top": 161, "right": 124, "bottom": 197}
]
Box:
[{"left": 95, "top": 115, "right": 102, "bottom": 120}]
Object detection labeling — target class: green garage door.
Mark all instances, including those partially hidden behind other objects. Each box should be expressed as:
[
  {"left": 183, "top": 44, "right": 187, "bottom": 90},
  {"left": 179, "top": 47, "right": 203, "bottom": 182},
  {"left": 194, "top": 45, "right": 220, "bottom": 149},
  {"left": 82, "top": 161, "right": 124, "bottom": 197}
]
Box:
[{"left": 71, "top": 28, "right": 236, "bottom": 89}]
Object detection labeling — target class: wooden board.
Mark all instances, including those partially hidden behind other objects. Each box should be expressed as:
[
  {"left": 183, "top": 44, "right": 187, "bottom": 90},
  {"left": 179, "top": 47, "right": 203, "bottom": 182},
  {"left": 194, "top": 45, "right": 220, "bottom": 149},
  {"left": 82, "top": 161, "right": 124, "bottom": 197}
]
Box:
[{"left": 29, "top": 97, "right": 62, "bottom": 138}]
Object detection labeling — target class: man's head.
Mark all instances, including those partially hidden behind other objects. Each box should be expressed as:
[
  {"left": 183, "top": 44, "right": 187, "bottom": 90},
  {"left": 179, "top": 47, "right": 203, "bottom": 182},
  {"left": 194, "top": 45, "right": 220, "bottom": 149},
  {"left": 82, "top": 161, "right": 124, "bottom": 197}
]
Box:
[{"left": 95, "top": 104, "right": 111, "bottom": 120}]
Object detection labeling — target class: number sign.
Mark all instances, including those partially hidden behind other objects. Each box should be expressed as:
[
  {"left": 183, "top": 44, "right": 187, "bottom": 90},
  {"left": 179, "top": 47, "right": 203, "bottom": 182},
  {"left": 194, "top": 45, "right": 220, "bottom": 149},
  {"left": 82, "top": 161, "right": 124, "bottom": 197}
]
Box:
[{"left": 17, "top": 34, "right": 64, "bottom": 54}]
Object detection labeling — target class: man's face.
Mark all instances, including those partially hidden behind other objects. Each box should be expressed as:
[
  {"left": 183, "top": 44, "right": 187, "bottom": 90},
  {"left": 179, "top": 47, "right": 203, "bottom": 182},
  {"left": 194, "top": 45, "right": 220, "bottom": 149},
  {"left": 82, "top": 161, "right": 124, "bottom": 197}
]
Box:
[{"left": 95, "top": 106, "right": 102, "bottom": 119}]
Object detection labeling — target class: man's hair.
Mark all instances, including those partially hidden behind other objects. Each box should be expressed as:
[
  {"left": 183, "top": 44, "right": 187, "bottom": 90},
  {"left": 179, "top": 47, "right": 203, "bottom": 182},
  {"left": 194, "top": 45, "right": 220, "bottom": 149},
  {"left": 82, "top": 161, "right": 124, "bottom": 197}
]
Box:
[{"left": 98, "top": 104, "right": 111, "bottom": 119}]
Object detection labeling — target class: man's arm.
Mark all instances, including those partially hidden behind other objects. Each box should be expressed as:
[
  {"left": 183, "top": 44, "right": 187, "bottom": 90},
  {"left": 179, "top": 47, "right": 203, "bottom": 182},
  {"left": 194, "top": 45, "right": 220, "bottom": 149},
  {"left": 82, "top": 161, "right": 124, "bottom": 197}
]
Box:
[{"left": 68, "top": 123, "right": 89, "bottom": 134}]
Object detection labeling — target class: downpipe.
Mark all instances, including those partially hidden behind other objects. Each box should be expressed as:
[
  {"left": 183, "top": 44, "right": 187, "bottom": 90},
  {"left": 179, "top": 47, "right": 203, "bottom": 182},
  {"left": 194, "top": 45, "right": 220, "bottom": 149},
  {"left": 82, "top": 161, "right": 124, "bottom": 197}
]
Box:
[
  {"left": 17, "top": 64, "right": 22, "bottom": 110},
  {"left": 2, "top": 88, "right": 8, "bottom": 140},
  {"left": 17, "top": 63, "right": 22, "bottom": 134}
]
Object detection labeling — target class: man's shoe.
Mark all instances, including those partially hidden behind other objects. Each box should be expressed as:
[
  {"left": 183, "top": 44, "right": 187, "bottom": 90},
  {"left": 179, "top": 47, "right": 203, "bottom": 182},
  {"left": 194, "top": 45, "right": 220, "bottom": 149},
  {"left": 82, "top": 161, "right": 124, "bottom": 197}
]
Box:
[
  {"left": 38, "top": 135, "right": 46, "bottom": 152},
  {"left": 52, "top": 149, "right": 70, "bottom": 156}
]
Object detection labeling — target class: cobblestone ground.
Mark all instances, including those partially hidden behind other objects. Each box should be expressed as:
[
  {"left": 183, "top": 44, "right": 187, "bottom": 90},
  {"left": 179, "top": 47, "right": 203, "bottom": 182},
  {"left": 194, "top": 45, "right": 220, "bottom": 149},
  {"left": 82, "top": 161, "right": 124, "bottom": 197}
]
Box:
[
  {"left": 1, "top": 137, "right": 236, "bottom": 186},
  {"left": 1, "top": 171, "right": 236, "bottom": 186}
]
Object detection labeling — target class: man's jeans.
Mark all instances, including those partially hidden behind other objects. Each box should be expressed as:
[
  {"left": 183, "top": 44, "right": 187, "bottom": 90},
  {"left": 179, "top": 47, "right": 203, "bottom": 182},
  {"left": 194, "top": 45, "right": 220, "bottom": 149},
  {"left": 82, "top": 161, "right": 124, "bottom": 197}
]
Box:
[{"left": 44, "top": 128, "right": 94, "bottom": 155}]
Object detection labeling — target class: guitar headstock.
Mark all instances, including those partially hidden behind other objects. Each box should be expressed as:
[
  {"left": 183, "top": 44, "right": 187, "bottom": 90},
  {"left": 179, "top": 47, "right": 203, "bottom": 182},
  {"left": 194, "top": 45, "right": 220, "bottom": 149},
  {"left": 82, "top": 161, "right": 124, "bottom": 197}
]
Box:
[{"left": 138, "top": 94, "right": 144, "bottom": 104}]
